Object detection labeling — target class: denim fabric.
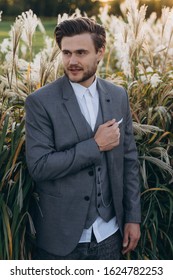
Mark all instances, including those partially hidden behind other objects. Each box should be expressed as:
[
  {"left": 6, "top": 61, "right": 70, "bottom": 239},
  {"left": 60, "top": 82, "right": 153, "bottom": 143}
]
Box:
[{"left": 34, "top": 230, "right": 122, "bottom": 260}]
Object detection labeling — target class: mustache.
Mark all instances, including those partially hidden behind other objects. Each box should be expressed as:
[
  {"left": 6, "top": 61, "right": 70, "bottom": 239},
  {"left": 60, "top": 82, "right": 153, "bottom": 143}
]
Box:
[{"left": 67, "top": 66, "right": 83, "bottom": 70}]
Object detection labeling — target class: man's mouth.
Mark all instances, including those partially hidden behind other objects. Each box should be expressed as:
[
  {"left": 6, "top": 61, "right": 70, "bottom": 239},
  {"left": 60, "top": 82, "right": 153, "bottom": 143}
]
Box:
[
  {"left": 68, "top": 68, "right": 83, "bottom": 71},
  {"left": 67, "top": 68, "right": 83, "bottom": 76}
]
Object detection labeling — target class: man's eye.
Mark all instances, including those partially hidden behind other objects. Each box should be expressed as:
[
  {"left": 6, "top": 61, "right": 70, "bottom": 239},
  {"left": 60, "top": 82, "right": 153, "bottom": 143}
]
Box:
[
  {"left": 77, "top": 50, "right": 87, "bottom": 56},
  {"left": 62, "top": 51, "right": 71, "bottom": 56}
]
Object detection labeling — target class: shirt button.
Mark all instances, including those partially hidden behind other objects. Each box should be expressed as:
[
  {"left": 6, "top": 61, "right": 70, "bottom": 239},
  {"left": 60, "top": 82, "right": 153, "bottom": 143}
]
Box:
[
  {"left": 88, "top": 170, "right": 94, "bottom": 176},
  {"left": 84, "top": 196, "right": 90, "bottom": 201}
]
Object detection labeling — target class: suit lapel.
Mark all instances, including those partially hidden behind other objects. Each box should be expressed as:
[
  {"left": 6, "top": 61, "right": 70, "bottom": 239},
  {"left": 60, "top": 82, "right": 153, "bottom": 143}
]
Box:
[
  {"left": 97, "top": 78, "right": 115, "bottom": 168},
  {"left": 97, "top": 78, "right": 114, "bottom": 123},
  {"left": 61, "top": 76, "right": 90, "bottom": 141}
]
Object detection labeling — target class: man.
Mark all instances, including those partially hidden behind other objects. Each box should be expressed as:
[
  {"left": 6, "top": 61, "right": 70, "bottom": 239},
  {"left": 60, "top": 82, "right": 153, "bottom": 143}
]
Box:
[{"left": 25, "top": 17, "right": 141, "bottom": 260}]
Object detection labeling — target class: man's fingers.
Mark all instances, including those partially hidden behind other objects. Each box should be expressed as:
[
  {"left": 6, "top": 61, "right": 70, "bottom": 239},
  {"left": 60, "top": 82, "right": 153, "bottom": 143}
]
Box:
[
  {"left": 122, "top": 238, "right": 138, "bottom": 255},
  {"left": 94, "top": 119, "right": 120, "bottom": 151},
  {"left": 122, "top": 223, "right": 141, "bottom": 255},
  {"left": 103, "top": 119, "right": 116, "bottom": 127}
]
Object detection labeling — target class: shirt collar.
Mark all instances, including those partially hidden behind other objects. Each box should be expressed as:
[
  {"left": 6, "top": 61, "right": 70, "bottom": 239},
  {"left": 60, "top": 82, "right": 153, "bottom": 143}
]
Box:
[{"left": 70, "top": 77, "right": 97, "bottom": 100}]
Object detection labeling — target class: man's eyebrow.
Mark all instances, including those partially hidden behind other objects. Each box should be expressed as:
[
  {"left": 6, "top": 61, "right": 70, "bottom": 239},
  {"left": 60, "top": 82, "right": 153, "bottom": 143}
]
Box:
[
  {"left": 62, "top": 49, "right": 71, "bottom": 52},
  {"left": 62, "top": 49, "right": 89, "bottom": 53}
]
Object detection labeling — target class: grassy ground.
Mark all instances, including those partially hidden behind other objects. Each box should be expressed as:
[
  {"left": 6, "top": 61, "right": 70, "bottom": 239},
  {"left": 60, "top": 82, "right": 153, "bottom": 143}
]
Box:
[
  {"left": 0, "top": 21, "right": 12, "bottom": 42},
  {"left": 0, "top": 18, "right": 57, "bottom": 53}
]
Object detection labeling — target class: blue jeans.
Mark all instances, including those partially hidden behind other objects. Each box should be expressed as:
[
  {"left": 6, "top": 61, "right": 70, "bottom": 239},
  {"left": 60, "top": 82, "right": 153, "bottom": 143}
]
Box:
[{"left": 34, "top": 230, "right": 122, "bottom": 260}]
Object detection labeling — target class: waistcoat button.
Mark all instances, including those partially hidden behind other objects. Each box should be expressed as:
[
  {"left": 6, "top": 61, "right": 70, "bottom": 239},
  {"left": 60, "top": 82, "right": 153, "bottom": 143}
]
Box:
[{"left": 88, "top": 170, "right": 94, "bottom": 176}]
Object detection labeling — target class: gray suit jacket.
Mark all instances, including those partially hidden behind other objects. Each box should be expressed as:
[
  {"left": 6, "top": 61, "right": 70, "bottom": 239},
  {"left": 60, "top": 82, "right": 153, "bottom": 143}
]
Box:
[{"left": 25, "top": 75, "right": 141, "bottom": 256}]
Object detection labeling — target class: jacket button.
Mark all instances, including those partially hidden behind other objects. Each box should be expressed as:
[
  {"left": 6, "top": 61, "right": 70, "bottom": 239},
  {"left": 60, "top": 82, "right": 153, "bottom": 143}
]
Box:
[
  {"left": 84, "top": 196, "right": 90, "bottom": 201},
  {"left": 98, "top": 204, "right": 100, "bottom": 208},
  {"left": 88, "top": 170, "right": 94, "bottom": 176}
]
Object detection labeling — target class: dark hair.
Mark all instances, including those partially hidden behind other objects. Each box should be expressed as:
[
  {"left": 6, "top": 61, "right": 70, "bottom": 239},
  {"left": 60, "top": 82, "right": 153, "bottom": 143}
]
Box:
[{"left": 54, "top": 17, "right": 106, "bottom": 52}]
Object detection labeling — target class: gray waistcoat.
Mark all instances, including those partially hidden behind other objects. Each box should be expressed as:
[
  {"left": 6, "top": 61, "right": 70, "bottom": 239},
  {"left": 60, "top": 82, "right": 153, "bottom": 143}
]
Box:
[{"left": 84, "top": 103, "right": 115, "bottom": 229}]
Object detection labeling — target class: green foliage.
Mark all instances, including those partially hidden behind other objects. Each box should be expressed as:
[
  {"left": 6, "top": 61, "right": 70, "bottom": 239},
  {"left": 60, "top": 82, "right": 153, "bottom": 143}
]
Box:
[
  {"left": 0, "top": 1, "right": 173, "bottom": 259},
  {"left": 0, "top": 109, "right": 34, "bottom": 259}
]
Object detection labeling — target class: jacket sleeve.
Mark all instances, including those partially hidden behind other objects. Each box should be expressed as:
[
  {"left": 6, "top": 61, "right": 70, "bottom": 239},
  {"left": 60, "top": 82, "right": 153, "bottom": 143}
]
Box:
[
  {"left": 25, "top": 94, "right": 101, "bottom": 182},
  {"left": 123, "top": 91, "right": 141, "bottom": 223}
]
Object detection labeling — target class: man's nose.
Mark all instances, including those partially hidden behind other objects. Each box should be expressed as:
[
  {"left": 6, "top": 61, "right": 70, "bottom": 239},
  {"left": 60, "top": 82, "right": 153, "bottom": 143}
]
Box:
[{"left": 69, "top": 54, "right": 78, "bottom": 65}]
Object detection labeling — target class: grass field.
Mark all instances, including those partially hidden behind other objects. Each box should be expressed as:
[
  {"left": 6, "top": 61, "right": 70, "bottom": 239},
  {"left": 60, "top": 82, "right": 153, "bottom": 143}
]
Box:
[{"left": 0, "top": 18, "right": 57, "bottom": 53}]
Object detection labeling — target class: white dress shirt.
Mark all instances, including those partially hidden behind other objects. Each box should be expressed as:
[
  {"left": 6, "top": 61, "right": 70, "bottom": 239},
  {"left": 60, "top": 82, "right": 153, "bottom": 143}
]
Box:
[{"left": 70, "top": 78, "right": 119, "bottom": 243}]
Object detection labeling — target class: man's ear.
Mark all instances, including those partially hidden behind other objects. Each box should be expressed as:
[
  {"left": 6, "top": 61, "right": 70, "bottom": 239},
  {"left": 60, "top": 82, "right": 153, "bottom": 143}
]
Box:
[{"left": 97, "top": 47, "right": 105, "bottom": 62}]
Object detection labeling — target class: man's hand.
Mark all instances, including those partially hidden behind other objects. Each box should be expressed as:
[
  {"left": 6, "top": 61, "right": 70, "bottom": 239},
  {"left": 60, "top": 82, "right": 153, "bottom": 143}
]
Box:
[
  {"left": 122, "top": 223, "right": 141, "bottom": 255},
  {"left": 94, "top": 119, "right": 120, "bottom": 151}
]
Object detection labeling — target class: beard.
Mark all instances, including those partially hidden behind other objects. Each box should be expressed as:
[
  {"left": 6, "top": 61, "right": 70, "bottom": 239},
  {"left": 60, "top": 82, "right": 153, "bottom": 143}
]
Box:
[{"left": 64, "top": 65, "right": 97, "bottom": 84}]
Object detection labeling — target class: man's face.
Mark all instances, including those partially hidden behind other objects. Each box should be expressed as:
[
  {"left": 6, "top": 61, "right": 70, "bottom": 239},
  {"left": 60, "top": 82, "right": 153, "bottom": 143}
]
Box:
[{"left": 61, "top": 33, "right": 105, "bottom": 88}]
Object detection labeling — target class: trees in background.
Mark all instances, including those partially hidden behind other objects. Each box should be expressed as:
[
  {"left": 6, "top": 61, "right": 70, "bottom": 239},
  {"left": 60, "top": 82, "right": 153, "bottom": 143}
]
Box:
[
  {"left": 0, "top": 0, "right": 173, "bottom": 18},
  {"left": 0, "top": 0, "right": 99, "bottom": 17}
]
